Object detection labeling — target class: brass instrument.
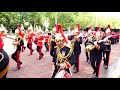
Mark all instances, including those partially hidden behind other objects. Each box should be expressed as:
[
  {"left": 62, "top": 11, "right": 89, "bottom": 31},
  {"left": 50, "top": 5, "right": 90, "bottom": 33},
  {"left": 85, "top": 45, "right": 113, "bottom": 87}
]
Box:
[
  {"left": 85, "top": 35, "right": 96, "bottom": 52},
  {"left": 48, "top": 37, "right": 52, "bottom": 49},
  {"left": 85, "top": 44, "right": 95, "bottom": 52},
  {"left": 85, "top": 35, "right": 112, "bottom": 52},
  {"left": 70, "top": 37, "right": 76, "bottom": 50},
  {"left": 48, "top": 34, "right": 55, "bottom": 49}
]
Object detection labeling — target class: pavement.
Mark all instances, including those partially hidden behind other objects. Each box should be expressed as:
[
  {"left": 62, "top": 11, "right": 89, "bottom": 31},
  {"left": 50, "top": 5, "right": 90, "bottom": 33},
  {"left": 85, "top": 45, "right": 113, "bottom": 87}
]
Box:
[{"left": 5, "top": 34, "right": 120, "bottom": 78}]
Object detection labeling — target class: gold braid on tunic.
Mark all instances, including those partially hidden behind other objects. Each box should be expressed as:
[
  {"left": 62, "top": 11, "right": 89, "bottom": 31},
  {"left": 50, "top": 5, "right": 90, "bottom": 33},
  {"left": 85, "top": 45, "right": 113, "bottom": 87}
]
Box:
[{"left": 55, "top": 44, "right": 74, "bottom": 64}]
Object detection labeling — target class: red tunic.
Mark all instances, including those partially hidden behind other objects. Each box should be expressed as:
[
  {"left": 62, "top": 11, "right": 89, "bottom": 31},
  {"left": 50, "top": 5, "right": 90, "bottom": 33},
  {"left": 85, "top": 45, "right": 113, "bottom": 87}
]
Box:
[
  {"left": 33, "top": 33, "right": 38, "bottom": 42},
  {"left": 20, "top": 31, "right": 25, "bottom": 39},
  {"left": 28, "top": 33, "right": 34, "bottom": 44},
  {"left": 0, "top": 35, "right": 4, "bottom": 51},
  {"left": 44, "top": 35, "right": 50, "bottom": 42},
  {"left": 37, "top": 35, "right": 44, "bottom": 46}
]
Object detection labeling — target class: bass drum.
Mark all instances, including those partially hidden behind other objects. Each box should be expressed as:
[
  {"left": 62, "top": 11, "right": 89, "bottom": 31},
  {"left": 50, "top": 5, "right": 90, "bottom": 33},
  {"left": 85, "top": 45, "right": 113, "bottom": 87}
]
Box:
[
  {"left": 55, "top": 69, "right": 72, "bottom": 78},
  {"left": 2, "top": 37, "right": 17, "bottom": 55}
]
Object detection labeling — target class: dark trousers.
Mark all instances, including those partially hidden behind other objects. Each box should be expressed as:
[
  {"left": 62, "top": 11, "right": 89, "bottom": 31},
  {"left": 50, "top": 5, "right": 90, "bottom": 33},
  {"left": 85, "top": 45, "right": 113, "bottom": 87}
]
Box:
[
  {"left": 27, "top": 43, "right": 33, "bottom": 55},
  {"left": 91, "top": 58, "right": 102, "bottom": 77},
  {"left": 34, "top": 41, "right": 37, "bottom": 45},
  {"left": 103, "top": 51, "right": 111, "bottom": 67},
  {"left": 85, "top": 51, "right": 91, "bottom": 62},
  {"left": 11, "top": 51, "right": 22, "bottom": 69},
  {"left": 50, "top": 48, "right": 54, "bottom": 57},
  {"left": 44, "top": 42, "right": 49, "bottom": 51},
  {"left": 51, "top": 65, "right": 58, "bottom": 78},
  {"left": 37, "top": 46, "right": 43, "bottom": 58},
  {"left": 74, "top": 54, "right": 80, "bottom": 72}
]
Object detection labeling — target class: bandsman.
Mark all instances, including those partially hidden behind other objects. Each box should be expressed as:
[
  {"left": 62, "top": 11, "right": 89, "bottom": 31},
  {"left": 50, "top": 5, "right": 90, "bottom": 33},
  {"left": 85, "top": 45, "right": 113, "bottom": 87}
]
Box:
[
  {"left": 102, "top": 26, "right": 114, "bottom": 69},
  {"left": 36, "top": 29, "right": 44, "bottom": 60},
  {"left": 72, "top": 28, "right": 82, "bottom": 73},
  {"left": 90, "top": 31, "right": 106, "bottom": 78},
  {"left": 84, "top": 26, "right": 94, "bottom": 63},
  {"left": 51, "top": 33, "right": 75, "bottom": 78},
  {"left": 0, "top": 26, "right": 9, "bottom": 78},
  {"left": 25, "top": 25, "right": 34, "bottom": 55},
  {"left": 11, "top": 29, "right": 24, "bottom": 71},
  {"left": 44, "top": 28, "right": 50, "bottom": 52}
]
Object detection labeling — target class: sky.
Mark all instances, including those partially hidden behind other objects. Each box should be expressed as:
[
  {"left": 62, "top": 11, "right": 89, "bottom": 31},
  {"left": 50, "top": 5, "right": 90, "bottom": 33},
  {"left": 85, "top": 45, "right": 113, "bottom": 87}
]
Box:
[{"left": 94, "top": 12, "right": 120, "bottom": 18}]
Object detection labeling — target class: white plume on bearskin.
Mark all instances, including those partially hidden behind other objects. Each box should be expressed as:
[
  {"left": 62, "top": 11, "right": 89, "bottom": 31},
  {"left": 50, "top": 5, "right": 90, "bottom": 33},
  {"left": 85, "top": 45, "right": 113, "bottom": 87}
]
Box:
[
  {"left": 15, "top": 29, "right": 20, "bottom": 34},
  {"left": 106, "top": 28, "right": 111, "bottom": 33},
  {"left": 21, "top": 24, "right": 24, "bottom": 30},
  {"left": 28, "top": 24, "right": 33, "bottom": 32},
  {"left": 0, "top": 24, "right": 8, "bottom": 33},
  {"left": 55, "top": 33, "right": 63, "bottom": 41},
  {"left": 95, "top": 31, "right": 102, "bottom": 38}
]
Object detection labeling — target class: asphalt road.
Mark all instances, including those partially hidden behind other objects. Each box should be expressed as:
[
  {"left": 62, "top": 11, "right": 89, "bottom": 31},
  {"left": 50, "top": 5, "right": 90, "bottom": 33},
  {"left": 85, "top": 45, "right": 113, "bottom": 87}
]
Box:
[{"left": 5, "top": 35, "right": 120, "bottom": 78}]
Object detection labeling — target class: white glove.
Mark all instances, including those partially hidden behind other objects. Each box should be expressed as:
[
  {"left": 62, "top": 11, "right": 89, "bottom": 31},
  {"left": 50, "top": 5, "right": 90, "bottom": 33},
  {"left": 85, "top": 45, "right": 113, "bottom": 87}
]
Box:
[
  {"left": 94, "top": 41, "right": 98, "bottom": 46},
  {"left": 52, "top": 65, "right": 55, "bottom": 71},
  {"left": 51, "top": 62, "right": 55, "bottom": 71},
  {"left": 60, "top": 63, "right": 66, "bottom": 69}
]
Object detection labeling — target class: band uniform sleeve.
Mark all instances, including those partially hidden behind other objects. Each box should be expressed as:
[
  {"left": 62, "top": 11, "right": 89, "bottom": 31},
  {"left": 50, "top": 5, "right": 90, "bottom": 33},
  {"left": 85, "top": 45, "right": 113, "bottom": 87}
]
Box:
[
  {"left": 52, "top": 47, "right": 57, "bottom": 63},
  {"left": 108, "top": 36, "right": 114, "bottom": 45},
  {"left": 79, "top": 37, "right": 82, "bottom": 44},
  {"left": 84, "top": 38, "right": 88, "bottom": 45},
  {"left": 18, "top": 37, "right": 24, "bottom": 46},
  {"left": 98, "top": 42, "right": 106, "bottom": 51},
  {"left": 67, "top": 48, "right": 76, "bottom": 67},
  {"left": 0, "top": 37, "right": 4, "bottom": 50}
]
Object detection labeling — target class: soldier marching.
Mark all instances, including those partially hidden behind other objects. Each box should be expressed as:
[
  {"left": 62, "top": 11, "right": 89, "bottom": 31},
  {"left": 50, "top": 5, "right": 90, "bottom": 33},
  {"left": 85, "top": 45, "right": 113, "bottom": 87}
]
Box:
[{"left": 1, "top": 21, "right": 118, "bottom": 78}]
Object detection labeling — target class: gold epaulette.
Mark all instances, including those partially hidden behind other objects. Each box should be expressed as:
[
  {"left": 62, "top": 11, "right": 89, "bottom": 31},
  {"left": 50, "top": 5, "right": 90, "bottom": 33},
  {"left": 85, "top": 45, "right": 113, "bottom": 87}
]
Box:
[
  {"left": 54, "top": 46, "right": 58, "bottom": 49},
  {"left": 65, "top": 45, "right": 70, "bottom": 49},
  {"left": 18, "top": 36, "right": 23, "bottom": 39},
  {"left": 17, "top": 36, "right": 23, "bottom": 42}
]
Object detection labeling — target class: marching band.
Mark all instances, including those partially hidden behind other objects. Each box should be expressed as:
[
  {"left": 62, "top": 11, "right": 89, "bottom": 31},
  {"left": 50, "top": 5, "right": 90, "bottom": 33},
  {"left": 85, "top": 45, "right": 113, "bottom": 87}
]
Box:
[{"left": 0, "top": 21, "right": 118, "bottom": 78}]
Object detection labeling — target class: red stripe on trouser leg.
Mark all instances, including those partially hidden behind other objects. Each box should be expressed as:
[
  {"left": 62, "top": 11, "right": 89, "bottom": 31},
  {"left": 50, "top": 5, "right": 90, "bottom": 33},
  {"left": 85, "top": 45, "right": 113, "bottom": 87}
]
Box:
[
  {"left": 48, "top": 44, "right": 50, "bottom": 51},
  {"left": 98, "top": 59, "right": 102, "bottom": 77},
  {"left": 78, "top": 55, "right": 80, "bottom": 72},
  {"left": 22, "top": 46, "right": 24, "bottom": 52},
  {"left": 16, "top": 51, "right": 20, "bottom": 69},
  {"left": 30, "top": 44, "right": 32, "bottom": 55},
  {"left": 107, "top": 51, "right": 111, "bottom": 66},
  {"left": 39, "top": 46, "right": 42, "bottom": 58}
]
